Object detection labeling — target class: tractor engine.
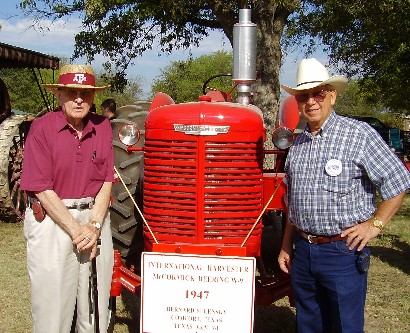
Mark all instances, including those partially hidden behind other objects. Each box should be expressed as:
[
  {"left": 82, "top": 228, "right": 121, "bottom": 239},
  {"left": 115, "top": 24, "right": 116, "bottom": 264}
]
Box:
[{"left": 142, "top": 98, "right": 266, "bottom": 256}]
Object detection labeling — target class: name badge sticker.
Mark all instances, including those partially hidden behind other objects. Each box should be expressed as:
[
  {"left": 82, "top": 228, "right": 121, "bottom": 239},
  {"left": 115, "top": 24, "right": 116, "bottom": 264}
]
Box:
[{"left": 325, "top": 159, "right": 342, "bottom": 177}]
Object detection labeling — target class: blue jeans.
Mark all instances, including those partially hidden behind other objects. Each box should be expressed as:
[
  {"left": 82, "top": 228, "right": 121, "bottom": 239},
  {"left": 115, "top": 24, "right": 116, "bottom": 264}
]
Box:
[{"left": 291, "top": 234, "right": 369, "bottom": 333}]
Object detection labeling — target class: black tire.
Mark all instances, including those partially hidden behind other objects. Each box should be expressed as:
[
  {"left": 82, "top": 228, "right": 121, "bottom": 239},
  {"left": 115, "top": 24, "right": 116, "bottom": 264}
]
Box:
[
  {"left": 0, "top": 115, "right": 32, "bottom": 222},
  {"left": 259, "top": 211, "right": 284, "bottom": 276},
  {"left": 110, "top": 102, "right": 149, "bottom": 258}
]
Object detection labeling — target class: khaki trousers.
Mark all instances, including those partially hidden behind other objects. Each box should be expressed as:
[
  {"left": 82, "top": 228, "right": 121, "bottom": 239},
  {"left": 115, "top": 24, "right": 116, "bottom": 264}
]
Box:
[{"left": 24, "top": 200, "right": 114, "bottom": 333}]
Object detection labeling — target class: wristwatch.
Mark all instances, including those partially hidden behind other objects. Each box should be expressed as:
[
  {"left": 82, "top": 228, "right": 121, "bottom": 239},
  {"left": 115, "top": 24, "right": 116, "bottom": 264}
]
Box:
[
  {"left": 91, "top": 221, "right": 102, "bottom": 231},
  {"left": 372, "top": 217, "right": 384, "bottom": 231}
]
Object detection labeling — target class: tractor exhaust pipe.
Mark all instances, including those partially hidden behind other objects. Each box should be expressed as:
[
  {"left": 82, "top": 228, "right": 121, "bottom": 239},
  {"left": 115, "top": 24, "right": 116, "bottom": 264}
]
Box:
[{"left": 233, "top": 8, "right": 257, "bottom": 105}]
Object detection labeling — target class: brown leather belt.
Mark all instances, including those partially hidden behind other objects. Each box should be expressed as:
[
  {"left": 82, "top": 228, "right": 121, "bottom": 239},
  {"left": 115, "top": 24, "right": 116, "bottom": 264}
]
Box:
[{"left": 298, "top": 229, "right": 344, "bottom": 244}]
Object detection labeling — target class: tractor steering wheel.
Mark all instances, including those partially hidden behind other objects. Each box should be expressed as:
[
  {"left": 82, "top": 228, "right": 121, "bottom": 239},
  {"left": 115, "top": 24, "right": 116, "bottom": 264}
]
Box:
[{"left": 202, "top": 73, "right": 233, "bottom": 95}]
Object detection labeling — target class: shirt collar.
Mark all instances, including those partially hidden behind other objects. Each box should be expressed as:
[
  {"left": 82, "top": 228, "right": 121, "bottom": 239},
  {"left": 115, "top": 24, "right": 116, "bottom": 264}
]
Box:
[
  {"left": 56, "top": 109, "right": 96, "bottom": 136},
  {"left": 321, "top": 110, "right": 337, "bottom": 134}
]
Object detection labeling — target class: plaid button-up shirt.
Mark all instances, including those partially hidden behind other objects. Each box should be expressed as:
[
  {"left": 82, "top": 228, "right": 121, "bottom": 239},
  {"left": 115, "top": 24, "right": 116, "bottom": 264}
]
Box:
[{"left": 285, "top": 111, "right": 410, "bottom": 235}]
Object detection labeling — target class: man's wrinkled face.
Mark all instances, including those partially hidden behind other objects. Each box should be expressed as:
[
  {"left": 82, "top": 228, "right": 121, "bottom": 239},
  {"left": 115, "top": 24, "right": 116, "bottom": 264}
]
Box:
[
  {"left": 295, "top": 85, "right": 337, "bottom": 132},
  {"left": 57, "top": 88, "right": 95, "bottom": 124}
]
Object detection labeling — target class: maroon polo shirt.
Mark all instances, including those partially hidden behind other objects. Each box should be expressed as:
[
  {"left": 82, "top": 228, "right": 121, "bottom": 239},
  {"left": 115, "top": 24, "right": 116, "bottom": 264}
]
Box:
[{"left": 21, "top": 110, "right": 114, "bottom": 199}]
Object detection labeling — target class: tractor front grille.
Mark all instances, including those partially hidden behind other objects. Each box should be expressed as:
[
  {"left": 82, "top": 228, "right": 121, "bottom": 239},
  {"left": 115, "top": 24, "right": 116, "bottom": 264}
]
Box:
[{"left": 143, "top": 138, "right": 263, "bottom": 245}]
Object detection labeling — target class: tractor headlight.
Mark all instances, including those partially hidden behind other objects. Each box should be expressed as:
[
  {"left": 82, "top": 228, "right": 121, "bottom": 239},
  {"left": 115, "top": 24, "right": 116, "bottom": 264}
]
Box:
[
  {"left": 118, "top": 124, "right": 140, "bottom": 146},
  {"left": 272, "top": 127, "right": 294, "bottom": 149}
]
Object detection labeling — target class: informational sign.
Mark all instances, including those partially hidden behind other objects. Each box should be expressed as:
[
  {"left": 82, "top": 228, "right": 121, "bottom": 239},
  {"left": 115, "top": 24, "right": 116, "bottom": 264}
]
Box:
[{"left": 140, "top": 252, "right": 256, "bottom": 333}]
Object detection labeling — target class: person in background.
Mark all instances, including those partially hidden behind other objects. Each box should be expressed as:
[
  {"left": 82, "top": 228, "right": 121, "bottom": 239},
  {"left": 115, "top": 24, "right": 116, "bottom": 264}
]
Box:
[
  {"left": 89, "top": 103, "right": 97, "bottom": 113},
  {"left": 21, "top": 64, "right": 114, "bottom": 333},
  {"left": 101, "top": 98, "right": 117, "bottom": 120},
  {"left": 278, "top": 58, "right": 410, "bottom": 333}
]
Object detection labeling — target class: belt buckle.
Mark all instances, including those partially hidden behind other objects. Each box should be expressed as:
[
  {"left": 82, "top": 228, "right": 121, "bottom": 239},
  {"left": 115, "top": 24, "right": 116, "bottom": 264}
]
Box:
[
  {"left": 77, "top": 202, "right": 88, "bottom": 211},
  {"left": 70, "top": 202, "right": 79, "bottom": 210},
  {"left": 68, "top": 200, "right": 93, "bottom": 210},
  {"left": 307, "top": 234, "right": 316, "bottom": 244},
  {"left": 70, "top": 202, "right": 84, "bottom": 211}
]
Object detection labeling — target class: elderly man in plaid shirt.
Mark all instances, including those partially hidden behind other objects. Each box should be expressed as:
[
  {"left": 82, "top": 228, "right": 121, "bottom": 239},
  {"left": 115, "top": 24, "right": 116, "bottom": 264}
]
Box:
[{"left": 278, "top": 58, "right": 410, "bottom": 333}]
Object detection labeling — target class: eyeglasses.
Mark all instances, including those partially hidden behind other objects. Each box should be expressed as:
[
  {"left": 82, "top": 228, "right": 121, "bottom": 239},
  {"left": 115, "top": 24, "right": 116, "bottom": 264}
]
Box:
[
  {"left": 59, "top": 89, "right": 95, "bottom": 100},
  {"left": 295, "top": 90, "right": 329, "bottom": 103}
]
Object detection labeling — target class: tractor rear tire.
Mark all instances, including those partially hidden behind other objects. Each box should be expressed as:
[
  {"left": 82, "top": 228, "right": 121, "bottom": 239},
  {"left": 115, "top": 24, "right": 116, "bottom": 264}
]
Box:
[
  {"left": 260, "top": 211, "right": 284, "bottom": 276},
  {"left": 0, "top": 115, "right": 31, "bottom": 222},
  {"left": 110, "top": 102, "right": 149, "bottom": 258}
]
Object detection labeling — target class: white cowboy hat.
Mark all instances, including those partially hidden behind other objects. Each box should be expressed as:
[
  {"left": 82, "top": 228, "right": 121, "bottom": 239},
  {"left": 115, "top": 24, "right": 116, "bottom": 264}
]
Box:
[
  {"left": 43, "top": 64, "right": 109, "bottom": 92},
  {"left": 281, "top": 58, "right": 348, "bottom": 95}
]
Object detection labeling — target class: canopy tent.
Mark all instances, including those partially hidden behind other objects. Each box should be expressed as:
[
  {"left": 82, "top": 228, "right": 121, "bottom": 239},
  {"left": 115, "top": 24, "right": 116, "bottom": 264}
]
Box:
[
  {"left": 0, "top": 42, "right": 59, "bottom": 70},
  {"left": 0, "top": 42, "right": 60, "bottom": 119}
]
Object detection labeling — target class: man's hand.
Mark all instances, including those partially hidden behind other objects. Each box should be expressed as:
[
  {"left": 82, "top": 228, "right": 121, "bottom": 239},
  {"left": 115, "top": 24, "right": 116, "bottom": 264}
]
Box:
[
  {"left": 72, "top": 222, "right": 100, "bottom": 259},
  {"left": 278, "top": 247, "right": 293, "bottom": 274},
  {"left": 341, "top": 220, "right": 381, "bottom": 251}
]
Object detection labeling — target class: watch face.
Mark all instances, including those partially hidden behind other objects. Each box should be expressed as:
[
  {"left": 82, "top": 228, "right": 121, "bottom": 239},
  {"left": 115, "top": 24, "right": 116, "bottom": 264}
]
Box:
[
  {"left": 94, "top": 222, "right": 101, "bottom": 229},
  {"left": 373, "top": 219, "right": 383, "bottom": 228}
]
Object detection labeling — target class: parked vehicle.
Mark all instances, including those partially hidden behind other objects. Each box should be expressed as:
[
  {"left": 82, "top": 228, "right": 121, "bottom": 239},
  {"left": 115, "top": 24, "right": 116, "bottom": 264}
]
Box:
[{"left": 343, "top": 115, "right": 410, "bottom": 161}]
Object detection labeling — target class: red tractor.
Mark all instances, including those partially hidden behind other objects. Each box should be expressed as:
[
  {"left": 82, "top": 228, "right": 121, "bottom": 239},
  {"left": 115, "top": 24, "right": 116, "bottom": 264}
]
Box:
[{"left": 108, "top": 9, "right": 300, "bottom": 324}]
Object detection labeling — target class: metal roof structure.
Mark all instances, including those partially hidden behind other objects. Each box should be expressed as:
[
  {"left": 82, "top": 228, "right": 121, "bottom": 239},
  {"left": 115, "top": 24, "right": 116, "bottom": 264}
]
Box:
[
  {"left": 0, "top": 42, "right": 59, "bottom": 69},
  {"left": 0, "top": 42, "right": 60, "bottom": 119}
]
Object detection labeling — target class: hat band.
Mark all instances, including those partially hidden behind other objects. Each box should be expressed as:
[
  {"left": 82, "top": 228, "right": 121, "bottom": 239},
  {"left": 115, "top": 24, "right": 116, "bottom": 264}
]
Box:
[
  {"left": 58, "top": 73, "right": 96, "bottom": 87},
  {"left": 297, "top": 80, "right": 324, "bottom": 87}
]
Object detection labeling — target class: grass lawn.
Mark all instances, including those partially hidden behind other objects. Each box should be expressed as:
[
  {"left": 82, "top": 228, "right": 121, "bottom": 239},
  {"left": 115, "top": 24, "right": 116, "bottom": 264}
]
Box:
[{"left": 1, "top": 196, "right": 409, "bottom": 332}]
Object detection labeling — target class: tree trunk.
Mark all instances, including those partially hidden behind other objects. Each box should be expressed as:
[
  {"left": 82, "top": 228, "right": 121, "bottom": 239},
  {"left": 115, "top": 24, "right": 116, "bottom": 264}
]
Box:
[{"left": 253, "top": 3, "right": 289, "bottom": 168}]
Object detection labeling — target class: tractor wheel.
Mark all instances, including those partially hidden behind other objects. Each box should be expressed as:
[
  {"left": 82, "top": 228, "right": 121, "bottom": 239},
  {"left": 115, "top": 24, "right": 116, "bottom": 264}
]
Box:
[
  {"left": 110, "top": 102, "right": 149, "bottom": 258},
  {"left": 0, "top": 115, "right": 32, "bottom": 222},
  {"left": 259, "top": 210, "right": 284, "bottom": 276}
]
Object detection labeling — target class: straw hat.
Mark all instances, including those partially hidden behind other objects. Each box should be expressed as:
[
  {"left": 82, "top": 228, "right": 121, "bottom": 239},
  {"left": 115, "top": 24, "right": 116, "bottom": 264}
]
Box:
[
  {"left": 281, "top": 58, "right": 348, "bottom": 95},
  {"left": 43, "top": 64, "right": 109, "bottom": 92}
]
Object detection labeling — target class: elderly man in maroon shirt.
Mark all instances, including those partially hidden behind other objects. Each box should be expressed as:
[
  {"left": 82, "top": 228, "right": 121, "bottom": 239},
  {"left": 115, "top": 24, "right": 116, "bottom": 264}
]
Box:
[{"left": 21, "top": 64, "right": 114, "bottom": 333}]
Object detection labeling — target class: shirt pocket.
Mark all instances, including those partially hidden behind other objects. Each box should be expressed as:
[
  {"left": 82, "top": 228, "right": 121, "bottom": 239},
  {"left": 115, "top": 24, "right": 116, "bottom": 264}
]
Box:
[
  {"left": 89, "top": 157, "right": 107, "bottom": 181},
  {"left": 322, "top": 160, "right": 358, "bottom": 196}
]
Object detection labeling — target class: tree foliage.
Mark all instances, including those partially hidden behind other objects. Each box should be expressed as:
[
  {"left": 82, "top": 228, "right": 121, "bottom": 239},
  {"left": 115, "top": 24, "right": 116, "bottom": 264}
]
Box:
[
  {"left": 335, "top": 80, "right": 386, "bottom": 116},
  {"left": 151, "top": 51, "right": 233, "bottom": 103},
  {"left": 334, "top": 80, "right": 407, "bottom": 129},
  {"left": 94, "top": 75, "right": 144, "bottom": 110},
  {"left": 19, "top": 0, "right": 238, "bottom": 90},
  {"left": 285, "top": 0, "right": 410, "bottom": 113},
  {"left": 18, "top": 0, "right": 298, "bottom": 133},
  {"left": 0, "top": 67, "right": 55, "bottom": 113},
  {"left": 18, "top": 0, "right": 409, "bottom": 117}
]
